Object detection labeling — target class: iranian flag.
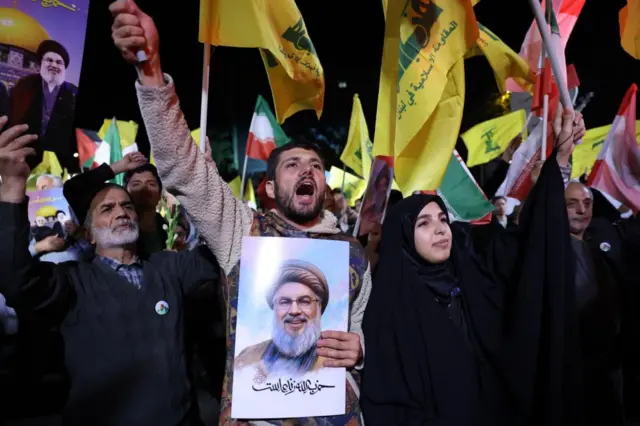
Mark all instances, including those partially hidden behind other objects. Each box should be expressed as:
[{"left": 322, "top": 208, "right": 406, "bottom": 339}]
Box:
[
  {"left": 246, "top": 95, "right": 290, "bottom": 161},
  {"left": 418, "top": 151, "right": 493, "bottom": 224},
  {"left": 587, "top": 84, "right": 640, "bottom": 213}
]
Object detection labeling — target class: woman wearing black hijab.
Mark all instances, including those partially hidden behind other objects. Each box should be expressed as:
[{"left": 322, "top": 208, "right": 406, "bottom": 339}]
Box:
[{"left": 361, "top": 155, "right": 583, "bottom": 426}]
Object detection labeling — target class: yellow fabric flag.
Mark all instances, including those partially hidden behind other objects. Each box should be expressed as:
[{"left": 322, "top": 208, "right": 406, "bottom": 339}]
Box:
[
  {"left": 199, "top": 0, "right": 324, "bottom": 123},
  {"left": 395, "top": 59, "right": 466, "bottom": 195},
  {"left": 328, "top": 167, "right": 367, "bottom": 205},
  {"left": 340, "top": 94, "right": 374, "bottom": 180},
  {"left": 571, "top": 121, "right": 640, "bottom": 179},
  {"left": 31, "top": 150, "right": 64, "bottom": 177},
  {"left": 461, "top": 109, "right": 526, "bottom": 167},
  {"left": 393, "top": 0, "right": 478, "bottom": 158},
  {"left": 228, "top": 176, "right": 256, "bottom": 204},
  {"left": 620, "top": 0, "right": 640, "bottom": 60},
  {"left": 97, "top": 119, "right": 138, "bottom": 149},
  {"left": 467, "top": 23, "right": 535, "bottom": 93}
]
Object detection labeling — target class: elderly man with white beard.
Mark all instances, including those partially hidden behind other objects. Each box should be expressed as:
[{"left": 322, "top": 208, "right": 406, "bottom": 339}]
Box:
[
  {"left": 8, "top": 40, "right": 79, "bottom": 173},
  {"left": 235, "top": 260, "right": 329, "bottom": 379},
  {"left": 0, "top": 118, "right": 222, "bottom": 426}
]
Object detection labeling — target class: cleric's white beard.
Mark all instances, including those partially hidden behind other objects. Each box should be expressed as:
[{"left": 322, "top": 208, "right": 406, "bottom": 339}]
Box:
[
  {"left": 40, "top": 68, "right": 65, "bottom": 87},
  {"left": 272, "top": 311, "right": 322, "bottom": 357},
  {"left": 92, "top": 220, "right": 139, "bottom": 249}
]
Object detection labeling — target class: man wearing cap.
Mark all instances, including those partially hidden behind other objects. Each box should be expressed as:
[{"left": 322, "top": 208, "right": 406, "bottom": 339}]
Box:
[
  {"left": 235, "top": 260, "right": 329, "bottom": 379},
  {"left": 0, "top": 119, "right": 222, "bottom": 426},
  {"left": 8, "top": 39, "right": 79, "bottom": 173}
]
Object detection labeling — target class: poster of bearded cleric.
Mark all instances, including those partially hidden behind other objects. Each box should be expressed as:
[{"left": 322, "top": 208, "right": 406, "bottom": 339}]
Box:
[
  {"left": 357, "top": 158, "right": 394, "bottom": 236},
  {"left": 0, "top": 0, "right": 91, "bottom": 174},
  {"left": 232, "top": 236, "right": 350, "bottom": 419},
  {"left": 27, "top": 188, "right": 73, "bottom": 241}
]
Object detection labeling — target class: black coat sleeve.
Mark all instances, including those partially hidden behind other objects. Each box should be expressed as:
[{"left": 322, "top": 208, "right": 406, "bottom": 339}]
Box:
[
  {"left": 175, "top": 245, "right": 221, "bottom": 296},
  {"left": 481, "top": 160, "right": 510, "bottom": 199},
  {"left": 0, "top": 200, "right": 73, "bottom": 322}
]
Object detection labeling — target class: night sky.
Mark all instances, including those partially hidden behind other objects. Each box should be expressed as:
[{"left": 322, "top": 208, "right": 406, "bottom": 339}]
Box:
[{"left": 74, "top": 0, "right": 639, "bottom": 163}]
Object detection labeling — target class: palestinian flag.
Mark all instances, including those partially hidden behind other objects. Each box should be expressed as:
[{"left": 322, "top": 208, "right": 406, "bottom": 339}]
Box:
[
  {"left": 417, "top": 151, "right": 493, "bottom": 224},
  {"left": 246, "top": 95, "right": 290, "bottom": 161},
  {"left": 75, "top": 128, "right": 102, "bottom": 169}
]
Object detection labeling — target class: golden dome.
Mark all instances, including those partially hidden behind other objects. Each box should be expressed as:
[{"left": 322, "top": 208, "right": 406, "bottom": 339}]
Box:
[
  {"left": 36, "top": 205, "right": 58, "bottom": 218},
  {"left": 0, "top": 8, "right": 50, "bottom": 54}
]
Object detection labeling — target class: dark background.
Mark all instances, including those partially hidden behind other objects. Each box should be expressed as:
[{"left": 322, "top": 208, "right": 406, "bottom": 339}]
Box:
[{"left": 74, "top": 0, "right": 640, "bottom": 172}]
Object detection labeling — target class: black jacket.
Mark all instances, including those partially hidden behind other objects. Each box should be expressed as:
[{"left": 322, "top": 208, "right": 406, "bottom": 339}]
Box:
[
  {"left": 0, "top": 200, "right": 220, "bottom": 426},
  {"left": 8, "top": 74, "right": 79, "bottom": 173}
]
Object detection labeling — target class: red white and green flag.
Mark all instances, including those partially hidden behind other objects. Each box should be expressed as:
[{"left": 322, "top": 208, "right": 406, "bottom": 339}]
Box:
[
  {"left": 507, "top": 0, "right": 584, "bottom": 93},
  {"left": 588, "top": 84, "right": 640, "bottom": 213},
  {"left": 246, "top": 95, "right": 290, "bottom": 161},
  {"left": 75, "top": 128, "right": 102, "bottom": 169},
  {"left": 418, "top": 151, "right": 493, "bottom": 224}
]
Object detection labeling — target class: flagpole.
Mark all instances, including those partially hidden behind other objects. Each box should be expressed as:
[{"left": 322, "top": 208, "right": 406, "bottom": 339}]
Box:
[
  {"left": 528, "top": 0, "right": 573, "bottom": 110},
  {"left": 240, "top": 154, "right": 249, "bottom": 200},
  {"left": 199, "top": 44, "right": 214, "bottom": 153}
]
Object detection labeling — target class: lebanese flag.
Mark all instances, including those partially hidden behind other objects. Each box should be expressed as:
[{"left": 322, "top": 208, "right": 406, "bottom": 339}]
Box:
[
  {"left": 507, "top": 0, "right": 585, "bottom": 93},
  {"left": 246, "top": 95, "right": 290, "bottom": 161},
  {"left": 587, "top": 84, "right": 640, "bottom": 213}
]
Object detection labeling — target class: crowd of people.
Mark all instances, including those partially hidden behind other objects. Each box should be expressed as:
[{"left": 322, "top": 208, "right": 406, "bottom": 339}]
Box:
[{"left": 0, "top": 1, "right": 638, "bottom": 426}]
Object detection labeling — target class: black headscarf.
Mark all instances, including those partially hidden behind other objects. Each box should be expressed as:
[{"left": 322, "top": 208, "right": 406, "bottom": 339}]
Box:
[
  {"left": 362, "top": 155, "right": 582, "bottom": 426},
  {"left": 362, "top": 194, "right": 503, "bottom": 425}
]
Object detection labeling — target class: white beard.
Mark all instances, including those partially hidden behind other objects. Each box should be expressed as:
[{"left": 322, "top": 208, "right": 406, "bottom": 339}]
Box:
[
  {"left": 272, "top": 311, "right": 322, "bottom": 357},
  {"left": 40, "top": 68, "right": 65, "bottom": 88},
  {"left": 92, "top": 219, "right": 139, "bottom": 249}
]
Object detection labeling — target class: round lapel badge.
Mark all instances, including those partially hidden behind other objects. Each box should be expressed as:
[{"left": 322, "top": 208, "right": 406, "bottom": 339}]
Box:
[
  {"left": 600, "top": 242, "right": 611, "bottom": 252},
  {"left": 155, "top": 300, "right": 169, "bottom": 315}
]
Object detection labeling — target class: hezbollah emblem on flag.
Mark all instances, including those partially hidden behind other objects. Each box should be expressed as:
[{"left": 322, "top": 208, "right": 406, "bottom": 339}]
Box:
[
  {"left": 263, "top": 19, "right": 318, "bottom": 72},
  {"left": 398, "top": 1, "right": 443, "bottom": 82}
]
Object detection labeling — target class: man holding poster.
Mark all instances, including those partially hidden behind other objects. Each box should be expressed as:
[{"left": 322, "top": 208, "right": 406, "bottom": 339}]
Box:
[{"left": 110, "top": 1, "right": 371, "bottom": 423}]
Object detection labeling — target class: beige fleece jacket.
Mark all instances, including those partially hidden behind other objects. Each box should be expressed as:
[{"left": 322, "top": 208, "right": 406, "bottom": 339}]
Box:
[{"left": 135, "top": 74, "right": 371, "bottom": 392}]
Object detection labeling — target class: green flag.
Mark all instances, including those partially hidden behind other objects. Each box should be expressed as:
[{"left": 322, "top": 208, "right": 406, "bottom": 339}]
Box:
[{"left": 105, "top": 118, "right": 123, "bottom": 186}]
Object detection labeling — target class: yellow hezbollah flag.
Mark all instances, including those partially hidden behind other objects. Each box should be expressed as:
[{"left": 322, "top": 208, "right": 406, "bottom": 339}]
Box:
[
  {"left": 393, "top": 0, "right": 478, "bottom": 158},
  {"left": 372, "top": 0, "right": 400, "bottom": 159},
  {"left": 571, "top": 121, "right": 640, "bottom": 179},
  {"left": 340, "top": 94, "right": 374, "bottom": 180},
  {"left": 620, "top": 0, "right": 640, "bottom": 60},
  {"left": 31, "top": 150, "right": 63, "bottom": 178},
  {"left": 328, "top": 166, "right": 367, "bottom": 205},
  {"left": 97, "top": 119, "right": 138, "bottom": 150},
  {"left": 462, "top": 109, "right": 527, "bottom": 167},
  {"left": 467, "top": 23, "right": 534, "bottom": 93},
  {"left": 395, "top": 59, "right": 466, "bottom": 195},
  {"left": 228, "top": 176, "right": 256, "bottom": 205},
  {"left": 199, "top": 0, "right": 324, "bottom": 123}
]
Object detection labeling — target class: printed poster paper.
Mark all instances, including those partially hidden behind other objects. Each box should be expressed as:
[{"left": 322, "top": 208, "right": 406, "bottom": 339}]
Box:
[{"left": 232, "top": 236, "right": 349, "bottom": 419}]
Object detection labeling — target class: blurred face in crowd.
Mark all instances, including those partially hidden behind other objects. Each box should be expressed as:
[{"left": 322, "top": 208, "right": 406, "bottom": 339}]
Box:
[
  {"left": 272, "top": 282, "right": 322, "bottom": 357},
  {"left": 414, "top": 201, "right": 452, "bottom": 264},
  {"left": 88, "top": 187, "right": 139, "bottom": 249},
  {"left": 333, "top": 192, "right": 347, "bottom": 214},
  {"left": 267, "top": 148, "right": 326, "bottom": 224},
  {"left": 323, "top": 186, "right": 335, "bottom": 212},
  {"left": 127, "top": 171, "right": 161, "bottom": 210},
  {"left": 36, "top": 175, "right": 60, "bottom": 191},
  {"left": 493, "top": 197, "right": 507, "bottom": 217},
  {"left": 565, "top": 182, "right": 593, "bottom": 238},
  {"left": 40, "top": 52, "right": 66, "bottom": 87}
]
